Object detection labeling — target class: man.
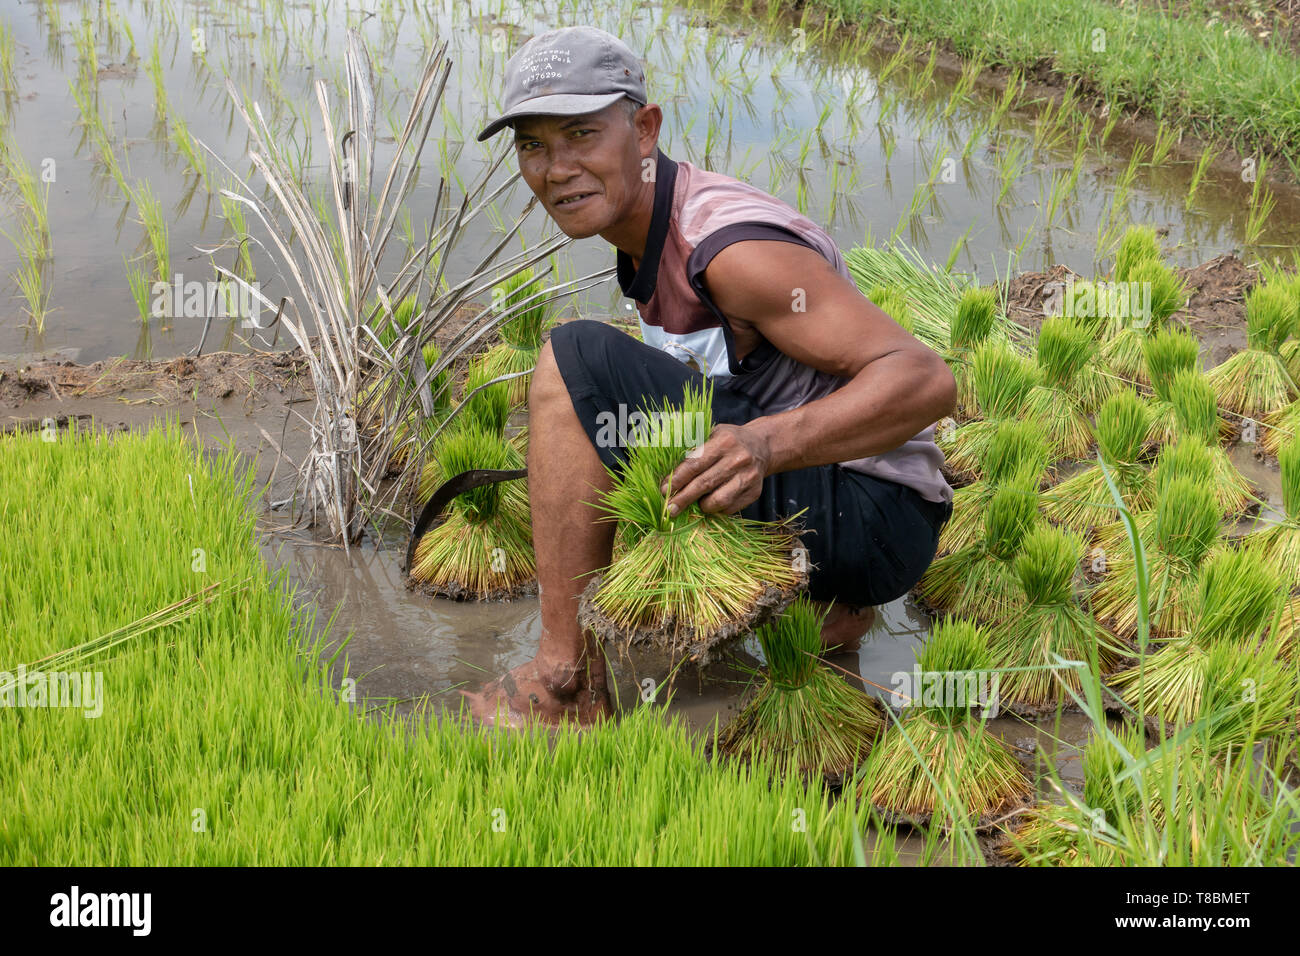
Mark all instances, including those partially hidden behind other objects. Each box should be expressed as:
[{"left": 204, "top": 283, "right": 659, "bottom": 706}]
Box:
[{"left": 463, "top": 26, "right": 956, "bottom": 727}]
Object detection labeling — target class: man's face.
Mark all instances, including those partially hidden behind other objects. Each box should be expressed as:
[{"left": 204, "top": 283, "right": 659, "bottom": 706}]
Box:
[{"left": 512, "top": 102, "right": 649, "bottom": 239}]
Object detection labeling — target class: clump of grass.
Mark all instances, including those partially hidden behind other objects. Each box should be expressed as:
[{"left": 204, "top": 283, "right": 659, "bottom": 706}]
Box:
[
  {"left": 1109, "top": 547, "right": 1285, "bottom": 730},
  {"left": 1043, "top": 389, "right": 1152, "bottom": 535},
  {"left": 1205, "top": 282, "right": 1297, "bottom": 419},
  {"left": 716, "top": 597, "right": 884, "bottom": 779},
  {"left": 939, "top": 343, "right": 1044, "bottom": 477},
  {"left": 131, "top": 182, "right": 169, "bottom": 281},
  {"left": 126, "top": 257, "right": 151, "bottom": 325},
  {"left": 916, "top": 478, "right": 1037, "bottom": 625},
  {"left": 1100, "top": 257, "right": 1187, "bottom": 386},
  {"left": 1028, "top": 316, "right": 1098, "bottom": 458},
  {"left": 988, "top": 525, "right": 1124, "bottom": 713},
  {"left": 481, "top": 267, "right": 552, "bottom": 406},
  {"left": 581, "top": 381, "right": 804, "bottom": 663},
  {"left": 1091, "top": 476, "right": 1222, "bottom": 643},
  {"left": 939, "top": 420, "right": 1049, "bottom": 555},
  {"left": 408, "top": 423, "right": 534, "bottom": 600},
  {"left": 856, "top": 618, "right": 1032, "bottom": 829}
]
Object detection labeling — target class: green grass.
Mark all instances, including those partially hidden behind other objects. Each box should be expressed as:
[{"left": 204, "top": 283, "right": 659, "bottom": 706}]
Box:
[{"left": 0, "top": 422, "right": 868, "bottom": 865}]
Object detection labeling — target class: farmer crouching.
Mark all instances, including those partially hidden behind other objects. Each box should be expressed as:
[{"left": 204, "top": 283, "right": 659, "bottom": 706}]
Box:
[{"left": 462, "top": 26, "right": 956, "bottom": 727}]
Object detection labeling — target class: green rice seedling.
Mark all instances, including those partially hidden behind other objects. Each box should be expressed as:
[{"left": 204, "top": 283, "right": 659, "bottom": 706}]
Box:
[
  {"left": 1043, "top": 389, "right": 1153, "bottom": 535},
  {"left": 457, "top": 357, "right": 512, "bottom": 437},
  {"left": 480, "top": 267, "right": 552, "bottom": 407},
  {"left": 842, "top": 242, "right": 970, "bottom": 351},
  {"left": 1110, "top": 547, "right": 1286, "bottom": 731},
  {"left": 1100, "top": 257, "right": 1188, "bottom": 386},
  {"left": 1241, "top": 439, "right": 1300, "bottom": 592},
  {"left": 146, "top": 38, "right": 167, "bottom": 119},
  {"left": 1027, "top": 317, "right": 1097, "bottom": 459},
  {"left": 408, "top": 423, "right": 533, "bottom": 599},
  {"left": 1205, "top": 282, "right": 1297, "bottom": 419},
  {"left": 1093, "top": 437, "right": 1221, "bottom": 556},
  {"left": 0, "top": 21, "right": 16, "bottom": 94},
  {"left": 219, "top": 193, "right": 255, "bottom": 281},
  {"left": 581, "top": 381, "right": 804, "bottom": 663},
  {"left": 1000, "top": 722, "right": 1146, "bottom": 866},
  {"left": 715, "top": 597, "right": 884, "bottom": 780},
  {"left": 132, "top": 182, "right": 169, "bottom": 281},
  {"left": 856, "top": 617, "right": 1032, "bottom": 830},
  {"left": 939, "top": 343, "right": 1044, "bottom": 478},
  {"left": 943, "top": 286, "right": 999, "bottom": 418},
  {"left": 1244, "top": 161, "right": 1277, "bottom": 247},
  {"left": 1113, "top": 226, "right": 1161, "bottom": 284},
  {"left": 9, "top": 249, "right": 50, "bottom": 332},
  {"left": 988, "top": 525, "right": 1125, "bottom": 713},
  {"left": 1185, "top": 145, "right": 1215, "bottom": 209},
  {"left": 939, "top": 420, "right": 1049, "bottom": 555},
  {"left": 1141, "top": 328, "right": 1202, "bottom": 445},
  {"left": 0, "top": 424, "right": 871, "bottom": 865},
  {"left": 126, "top": 256, "right": 151, "bottom": 324},
  {"left": 916, "top": 478, "right": 1038, "bottom": 626},
  {"left": 1091, "top": 477, "right": 1222, "bottom": 643}
]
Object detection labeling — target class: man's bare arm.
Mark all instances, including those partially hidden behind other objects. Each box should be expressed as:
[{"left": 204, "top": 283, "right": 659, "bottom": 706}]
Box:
[{"left": 663, "top": 240, "right": 957, "bottom": 516}]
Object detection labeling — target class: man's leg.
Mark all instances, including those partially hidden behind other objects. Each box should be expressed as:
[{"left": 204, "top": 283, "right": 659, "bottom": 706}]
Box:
[{"left": 461, "top": 339, "right": 614, "bottom": 726}]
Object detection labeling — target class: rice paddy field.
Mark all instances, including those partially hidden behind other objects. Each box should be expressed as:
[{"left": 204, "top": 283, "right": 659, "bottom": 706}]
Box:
[{"left": 3, "top": 0, "right": 1300, "bottom": 875}]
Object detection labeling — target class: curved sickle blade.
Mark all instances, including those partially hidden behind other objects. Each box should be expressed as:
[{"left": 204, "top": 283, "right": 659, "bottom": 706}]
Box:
[{"left": 404, "top": 468, "right": 528, "bottom": 573}]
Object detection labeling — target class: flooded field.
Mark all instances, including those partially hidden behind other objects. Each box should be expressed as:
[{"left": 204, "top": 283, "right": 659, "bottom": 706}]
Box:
[{"left": 2, "top": 0, "right": 1298, "bottom": 362}]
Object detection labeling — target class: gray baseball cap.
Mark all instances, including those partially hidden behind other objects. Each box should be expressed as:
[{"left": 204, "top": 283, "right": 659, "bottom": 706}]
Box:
[{"left": 476, "top": 26, "right": 646, "bottom": 142}]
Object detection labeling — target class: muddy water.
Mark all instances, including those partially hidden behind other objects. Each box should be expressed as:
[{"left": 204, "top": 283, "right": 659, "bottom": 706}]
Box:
[{"left": 3, "top": 0, "right": 1299, "bottom": 361}]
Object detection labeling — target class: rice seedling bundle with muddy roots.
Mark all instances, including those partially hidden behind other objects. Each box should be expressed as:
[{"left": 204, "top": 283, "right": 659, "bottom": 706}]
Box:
[
  {"left": 716, "top": 597, "right": 884, "bottom": 781},
  {"left": 987, "top": 525, "right": 1125, "bottom": 715},
  {"left": 856, "top": 618, "right": 1032, "bottom": 831},
  {"left": 579, "top": 381, "right": 805, "bottom": 664},
  {"left": 1108, "top": 547, "right": 1291, "bottom": 737},
  {"left": 408, "top": 369, "right": 534, "bottom": 600},
  {"left": 1206, "top": 281, "right": 1298, "bottom": 421}
]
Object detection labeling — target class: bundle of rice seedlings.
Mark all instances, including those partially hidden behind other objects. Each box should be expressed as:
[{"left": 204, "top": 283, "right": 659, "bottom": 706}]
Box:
[
  {"left": 987, "top": 525, "right": 1125, "bottom": 714},
  {"left": 715, "top": 597, "right": 884, "bottom": 780},
  {"left": 939, "top": 420, "right": 1049, "bottom": 555},
  {"left": 916, "top": 478, "right": 1038, "bottom": 625},
  {"left": 1100, "top": 257, "right": 1187, "bottom": 385},
  {"left": 1000, "top": 722, "right": 1146, "bottom": 866},
  {"left": 1109, "top": 547, "right": 1285, "bottom": 730},
  {"left": 480, "top": 267, "right": 552, "bottom": 406},
  {"left": 1057, "top": 280, "right": 1120, "bottom": 412},
  {"left": 938, "top": 343, "right": 1044, "bottom": 478},
  {"left": 843, "top": 242, "right": 970, "bottom": 350},
  {"left": 1164, "top": 370, "right": 1253, "bottom": 513},
  {"left": 1261, "top": 399, "right": 1299, "bottom": 456},
  {"left": 1042, "top": 390, "right": 1152, "bottom": 535},
  {"left": 943, "top": 287, "right": 999, "bottom": 418},
  {"left": 1141, "top": 327, "right": 1201, "bottom": 445},
  {"left": 1205, "top": 282, "right": 1298, "bottom": 419},
  {"left": 408, "top": 423, "right": 535, "bottom": 599},
  {"left": 1027, "top": 316, "right": 1097, "bottom": 458},
  {"left": 1090, "top": 436, "right": 1222, "bottom": 555},
  {"left": 579, "top": 381, "right": 805, "bottom": 663},
  {"left": 1260, "top": 264, "right": 1300, "bottom": 381},
  {"left": 1241, "top": 438, "right": 1300, "bottom": 591},
  {"left": 1090, "top": 477, "right": 1222, "bottom": 643},
  {"left": 1113, "top": 226, "right": 1163, "bottom": 284},
  {"left": 386, "top": 341, "right": 453, "bottom": 470},
  {"left": 857, "top": 617, "right": 1032, "bottom": 830},
  {"left": 867, "top": 283, "right": 917, "bottom": 336}
]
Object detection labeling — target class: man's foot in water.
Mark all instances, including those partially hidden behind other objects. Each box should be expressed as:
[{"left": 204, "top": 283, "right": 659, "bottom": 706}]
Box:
[
  {"left": 461, "top": 653, "right": 613, "bottom": 728},
  {"left": 816, "top": 602, "right": 877, "bottom": 654}
]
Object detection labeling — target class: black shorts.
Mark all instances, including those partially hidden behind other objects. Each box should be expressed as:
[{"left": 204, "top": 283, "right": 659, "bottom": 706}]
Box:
[{"left": 550, "top": 320, "right": 953, "bottom": 608}]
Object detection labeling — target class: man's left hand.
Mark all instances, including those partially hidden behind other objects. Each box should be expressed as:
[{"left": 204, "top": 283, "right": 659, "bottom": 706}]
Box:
[{"left": 660, "top": 422, "right": 772, "bottom": 516}]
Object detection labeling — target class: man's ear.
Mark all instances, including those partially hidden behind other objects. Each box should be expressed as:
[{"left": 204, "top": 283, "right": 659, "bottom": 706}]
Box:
[{"left": 635, "top": 104, "right": 663, "bottom": 157}]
